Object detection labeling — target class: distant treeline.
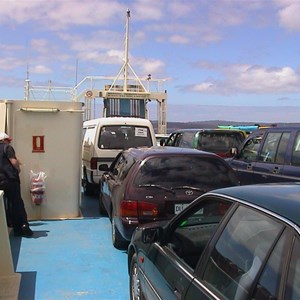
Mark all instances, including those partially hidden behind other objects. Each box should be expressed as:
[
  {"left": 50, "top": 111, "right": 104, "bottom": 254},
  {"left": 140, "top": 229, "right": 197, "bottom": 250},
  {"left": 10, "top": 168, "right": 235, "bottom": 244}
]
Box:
[{"left": 151, "top": 120, "right": 300, "bottom": 133}]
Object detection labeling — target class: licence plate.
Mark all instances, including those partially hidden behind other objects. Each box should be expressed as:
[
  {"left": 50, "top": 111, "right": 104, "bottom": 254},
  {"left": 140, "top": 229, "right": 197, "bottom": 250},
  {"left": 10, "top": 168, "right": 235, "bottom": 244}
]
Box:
[{"left": 174, "top": 203, "right": 190, "bottom": 214}]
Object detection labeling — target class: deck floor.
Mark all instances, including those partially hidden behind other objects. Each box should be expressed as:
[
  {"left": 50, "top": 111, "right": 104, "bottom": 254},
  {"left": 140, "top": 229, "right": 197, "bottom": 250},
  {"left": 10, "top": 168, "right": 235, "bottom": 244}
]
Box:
[{"left": 9, "top": 193, "right": 129, "bottom": 300}]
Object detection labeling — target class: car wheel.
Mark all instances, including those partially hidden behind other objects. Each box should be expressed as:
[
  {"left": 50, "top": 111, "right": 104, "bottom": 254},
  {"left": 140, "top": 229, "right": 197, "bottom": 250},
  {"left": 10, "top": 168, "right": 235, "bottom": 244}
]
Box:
[
  {"left": 82, "top": 173, "right": 94, "bottom": 196},
  {"left": 130, "top": 253, "right": 145, "bottom": 300},
  {"left": 112, "top": 216, "right": 128, "bottom": 250}
]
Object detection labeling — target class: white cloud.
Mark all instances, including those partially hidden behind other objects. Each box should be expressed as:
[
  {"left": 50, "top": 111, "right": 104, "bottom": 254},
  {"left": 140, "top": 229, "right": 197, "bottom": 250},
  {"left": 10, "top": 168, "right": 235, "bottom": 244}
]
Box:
[
  {"left": 0, "top": 0, "right": 126, "bottom": 30},
  {"left": 192, "top": 82, "right": 215, "bottom": 92},
  {"left": 0, "top": 57, "right": 24, "bottom": 70},
  {"left": 169, "top": 34, "right": 189, "bottom": 44},
  {"left": 168, "top": 1, "right": 196, "bottom": 18},
  {"left": 276, "top": 0, "right": 300, "bottom": 31},
  {"left": 29, "top": 65, "right": 52, "bottom": 74},
  {"left": 0, "top": 43, "right": 24, "bottom": 52},
  {"left": 134, "top": 0, "right": 164, "bottom": 21},
  {"left": 135, "top": 58, "right": 165, "bottom": 75},
  {"left": 189, "top": 63, "right": 300, "bottom": 95}
]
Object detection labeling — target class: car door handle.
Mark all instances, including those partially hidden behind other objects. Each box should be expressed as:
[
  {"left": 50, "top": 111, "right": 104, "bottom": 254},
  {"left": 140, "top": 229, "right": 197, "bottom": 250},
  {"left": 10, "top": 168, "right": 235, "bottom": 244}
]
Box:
[
  {"left": 273, "top": 167, "right": 280, "bottom": 174},
  {"left": 174, "top": 282, "right": 184, "bottom": 299},
  {"left": 174, "top": 288, "right": 182, "bottom": 299}
]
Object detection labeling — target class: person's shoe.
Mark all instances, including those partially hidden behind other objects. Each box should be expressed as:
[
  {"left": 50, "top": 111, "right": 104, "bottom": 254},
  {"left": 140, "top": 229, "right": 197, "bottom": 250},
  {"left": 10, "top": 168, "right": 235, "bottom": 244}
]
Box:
[{"left": 14, "top": 224, "right": 33, "bottom": 237}]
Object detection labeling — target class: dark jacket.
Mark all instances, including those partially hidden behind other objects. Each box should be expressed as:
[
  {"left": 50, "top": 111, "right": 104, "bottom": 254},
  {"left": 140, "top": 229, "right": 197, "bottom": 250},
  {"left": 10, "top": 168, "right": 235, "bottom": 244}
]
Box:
[{"left": 0, "top": 143, "right": 20, "bottom": 182}]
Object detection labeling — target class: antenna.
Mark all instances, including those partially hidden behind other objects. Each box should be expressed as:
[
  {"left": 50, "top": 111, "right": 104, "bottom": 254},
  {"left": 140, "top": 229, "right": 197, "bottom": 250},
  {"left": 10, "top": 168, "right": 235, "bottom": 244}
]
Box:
[
  {"left": 75, "top": 59, "right": 78, "bottom": 86},
  {"left": 24, "top": 64, "right": 30, "bottom": 101},
  {"left": 124, "top": 9, "right": 130, "bottom": 91}
]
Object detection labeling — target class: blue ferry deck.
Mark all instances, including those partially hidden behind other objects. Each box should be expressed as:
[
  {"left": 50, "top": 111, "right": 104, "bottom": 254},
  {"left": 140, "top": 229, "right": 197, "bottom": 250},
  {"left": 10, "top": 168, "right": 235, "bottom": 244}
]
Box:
[{"left": 9, "top": 193, "right": 129, "bottom": 300}]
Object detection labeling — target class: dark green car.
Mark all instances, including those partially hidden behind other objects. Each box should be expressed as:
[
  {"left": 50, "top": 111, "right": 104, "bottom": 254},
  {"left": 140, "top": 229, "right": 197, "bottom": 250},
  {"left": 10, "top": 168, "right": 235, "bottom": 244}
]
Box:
[{"left": 128, "top": 183, "right": 300, "bottom": 300}]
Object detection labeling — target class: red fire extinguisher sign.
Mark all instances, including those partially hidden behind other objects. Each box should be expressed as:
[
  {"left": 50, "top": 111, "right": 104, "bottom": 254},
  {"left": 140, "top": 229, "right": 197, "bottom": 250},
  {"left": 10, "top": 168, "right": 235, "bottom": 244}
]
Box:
[{"left": 32, "top": 136, "right": 45, "bottom": 153}]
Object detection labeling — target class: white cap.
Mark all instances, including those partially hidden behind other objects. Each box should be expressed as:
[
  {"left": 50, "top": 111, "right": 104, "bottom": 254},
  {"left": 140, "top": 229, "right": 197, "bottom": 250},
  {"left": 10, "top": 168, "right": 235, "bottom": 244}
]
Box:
[{"left": 0, "top": 132, "right": 12, "bottom": 141}]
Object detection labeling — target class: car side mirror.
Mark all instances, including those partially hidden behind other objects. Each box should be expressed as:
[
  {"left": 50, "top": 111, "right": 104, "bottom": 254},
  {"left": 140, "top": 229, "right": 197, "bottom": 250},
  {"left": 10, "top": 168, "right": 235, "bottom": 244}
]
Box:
[{"left": 142, "top": 227, "right": 161, "bottom": 244}]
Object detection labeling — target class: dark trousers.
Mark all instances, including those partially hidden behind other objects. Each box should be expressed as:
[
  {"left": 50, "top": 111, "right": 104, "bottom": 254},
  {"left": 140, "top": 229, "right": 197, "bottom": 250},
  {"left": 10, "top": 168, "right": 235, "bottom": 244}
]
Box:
[{"left": 4, "top": 180, "right": 28, "bottom": 231}]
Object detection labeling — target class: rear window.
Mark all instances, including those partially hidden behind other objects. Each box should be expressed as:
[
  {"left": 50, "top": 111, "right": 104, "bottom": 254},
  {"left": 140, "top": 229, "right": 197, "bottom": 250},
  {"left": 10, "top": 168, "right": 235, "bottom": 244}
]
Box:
[
  {"left": 197, "top": 131, "right": 245, "bottom": 152},
  {"left": 134, "top": 156, "right": 239, "bottom": 189},
  {"left": 98, "top": 125, "right": 153, "bottom": 149}
]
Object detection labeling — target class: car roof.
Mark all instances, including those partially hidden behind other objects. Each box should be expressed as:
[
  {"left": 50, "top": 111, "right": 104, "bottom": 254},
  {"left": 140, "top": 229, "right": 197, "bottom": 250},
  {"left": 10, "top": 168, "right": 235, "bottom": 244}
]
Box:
[
  {"left": 125, "top": 146, "right": 222, "bottom": 159},
  {"left": 208, "top": 183, "right": 300, "bottom": 227},
  {"left": 169, "top": 128, "right": 246, "bottom": 134},
  {"left": 255, "top": 126, "right": 300, "bottom": 133},
  {"left": 83, "top": 117, "right": 152, "bottom": 126}
]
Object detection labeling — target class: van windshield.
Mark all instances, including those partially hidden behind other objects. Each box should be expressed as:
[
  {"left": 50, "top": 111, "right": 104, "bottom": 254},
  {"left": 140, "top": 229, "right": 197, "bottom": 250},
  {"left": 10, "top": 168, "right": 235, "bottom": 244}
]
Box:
[{"left": 98, "top": 125, "right": 153, "bottom": 149}]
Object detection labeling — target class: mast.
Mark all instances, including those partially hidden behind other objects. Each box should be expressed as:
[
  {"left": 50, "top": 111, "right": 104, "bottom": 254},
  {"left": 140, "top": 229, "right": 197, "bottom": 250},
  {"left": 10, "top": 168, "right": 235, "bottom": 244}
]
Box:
[{"left": 124, "top": 9, "right": 130, "bottom": 92}]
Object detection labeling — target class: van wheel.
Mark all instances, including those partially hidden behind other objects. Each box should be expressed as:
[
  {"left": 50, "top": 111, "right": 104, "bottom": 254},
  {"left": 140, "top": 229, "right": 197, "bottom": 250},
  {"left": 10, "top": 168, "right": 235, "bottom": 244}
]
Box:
[
  {"left": 83, "top": 176, "right": 94, "bottom": 196},
  {"left": 112, "top": 217, "right": 128, "bottom": 250}
]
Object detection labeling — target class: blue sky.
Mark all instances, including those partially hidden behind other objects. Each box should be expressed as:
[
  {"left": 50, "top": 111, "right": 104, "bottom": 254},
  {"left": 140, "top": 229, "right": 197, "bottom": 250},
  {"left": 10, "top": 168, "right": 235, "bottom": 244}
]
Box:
[{"left": 1, "top": 0, "right": 300, "bottom": 123}]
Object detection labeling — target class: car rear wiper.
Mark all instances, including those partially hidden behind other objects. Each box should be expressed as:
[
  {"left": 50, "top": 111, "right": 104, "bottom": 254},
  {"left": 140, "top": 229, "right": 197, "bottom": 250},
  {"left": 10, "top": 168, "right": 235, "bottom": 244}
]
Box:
[
  {"left": 138, "top": 184, "right": 175, "bottom": 194},
  {"left": 171, "top": 186, "right": 208, "bottom": 193}
]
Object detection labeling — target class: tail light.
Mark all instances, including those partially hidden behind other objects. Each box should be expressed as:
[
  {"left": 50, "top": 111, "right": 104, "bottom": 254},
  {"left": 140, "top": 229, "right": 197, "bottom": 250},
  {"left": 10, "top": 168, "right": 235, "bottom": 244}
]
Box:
[
  {"left": 120, "top": 200, "right": 158, "bottom": 218},
  {"left": 90, "top": 157, "right": 98, "bottom": 170}
]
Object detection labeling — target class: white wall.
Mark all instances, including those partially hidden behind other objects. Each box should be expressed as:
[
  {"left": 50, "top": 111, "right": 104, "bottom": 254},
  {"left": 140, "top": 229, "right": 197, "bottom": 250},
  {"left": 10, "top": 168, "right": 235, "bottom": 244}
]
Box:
[
  {"left": 0, "top": 191, "right": 21, "bottom": 300},
  {"left": 4, "top": 100, "right": 83, "bottom": 220}
]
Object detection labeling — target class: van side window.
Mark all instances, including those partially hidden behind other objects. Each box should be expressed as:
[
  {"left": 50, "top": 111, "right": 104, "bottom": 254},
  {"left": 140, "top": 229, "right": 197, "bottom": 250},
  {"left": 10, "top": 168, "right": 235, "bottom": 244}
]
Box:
[
  {"left": 258, "top": 132, "right": 290, "bottom": 164},
  {"left": 174, "top": 133, "right": 183, "bottom": 147},
  {"left": 165, "top": 133, "right": 177, "bottom": 146},
  {"left": 239, "top": 136, "right": 262, "bottom": 162},
  {"left": 291, "top": 131, "right": 300, "bottom": 166},
  {"left": 178, "top": 132, "right": 194, "bottom": 148}
]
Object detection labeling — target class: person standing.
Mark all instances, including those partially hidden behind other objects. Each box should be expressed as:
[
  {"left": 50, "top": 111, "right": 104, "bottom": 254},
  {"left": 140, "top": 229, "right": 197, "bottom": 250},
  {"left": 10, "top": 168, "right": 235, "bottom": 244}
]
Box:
[{"left": 0, "top": 132, "right": 33, "bottom": 237}]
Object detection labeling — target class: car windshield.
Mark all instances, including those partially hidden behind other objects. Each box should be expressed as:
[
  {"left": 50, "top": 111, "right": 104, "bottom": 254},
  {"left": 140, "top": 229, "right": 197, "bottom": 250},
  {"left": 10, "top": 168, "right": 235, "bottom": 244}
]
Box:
[
  {"left": 197, "top": 132, "right": 244, "bottom": 152},
  {"left": 134, "top": 156, "right": 238, "bottom": 189},
  {"left": 98, "top": 125, "right": 153, "bottom": 149}
]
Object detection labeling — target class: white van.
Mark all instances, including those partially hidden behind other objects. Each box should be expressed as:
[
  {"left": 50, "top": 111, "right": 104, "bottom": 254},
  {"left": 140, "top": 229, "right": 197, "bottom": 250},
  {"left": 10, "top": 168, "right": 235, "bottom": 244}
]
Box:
[{"left": 82, "top": 117, "right": 156, "bottom": 195}]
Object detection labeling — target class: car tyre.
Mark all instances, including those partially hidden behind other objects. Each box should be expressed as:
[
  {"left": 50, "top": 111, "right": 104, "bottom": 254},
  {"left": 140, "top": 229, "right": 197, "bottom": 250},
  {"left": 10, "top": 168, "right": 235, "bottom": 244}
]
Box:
[
  {"left": 130, "top": 253, "right": 145, "bottom": 300},
  {"left": 82, "top": 173, "right": 94, "bottom": 196},
  {"left": 112, "top": 216, "right": 128, "bottom": 250},
  {"left": 98, "top": 184, "right": 107, "bottom": 216}
]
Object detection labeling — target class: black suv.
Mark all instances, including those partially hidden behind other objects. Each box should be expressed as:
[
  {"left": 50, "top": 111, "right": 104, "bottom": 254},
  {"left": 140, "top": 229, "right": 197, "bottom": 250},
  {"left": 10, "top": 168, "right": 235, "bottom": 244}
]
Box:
[{"left": 227, "top": 126, "right": 300, "bottom": 185}]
